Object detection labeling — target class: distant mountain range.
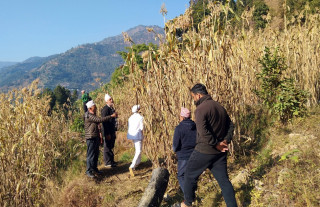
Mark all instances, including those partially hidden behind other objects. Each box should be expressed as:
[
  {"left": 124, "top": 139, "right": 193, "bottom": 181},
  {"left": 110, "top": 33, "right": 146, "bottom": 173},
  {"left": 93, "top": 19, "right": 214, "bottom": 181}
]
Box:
[
  {"left": 0, "top": 61, "right": 18, "bottom": 70},
  {"left": 0, "top": 25, "right": 164, "bottom": 92}
]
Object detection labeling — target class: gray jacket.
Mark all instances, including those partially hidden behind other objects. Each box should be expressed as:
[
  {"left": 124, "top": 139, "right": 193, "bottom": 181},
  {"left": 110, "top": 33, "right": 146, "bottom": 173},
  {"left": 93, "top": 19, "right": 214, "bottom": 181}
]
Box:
[{"left": 84, "top": 111, "right": 112, "bottom": 139}]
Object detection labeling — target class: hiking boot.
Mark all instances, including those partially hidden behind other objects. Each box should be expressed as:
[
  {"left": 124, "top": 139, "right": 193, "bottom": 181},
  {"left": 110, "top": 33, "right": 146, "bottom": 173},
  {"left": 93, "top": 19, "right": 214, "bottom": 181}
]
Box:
[
  {"left": 129, "top": 167, "right": 135, "bottom": 177},
  {"left": 86, "top": 171, "right": 95, "bottom": 178}
]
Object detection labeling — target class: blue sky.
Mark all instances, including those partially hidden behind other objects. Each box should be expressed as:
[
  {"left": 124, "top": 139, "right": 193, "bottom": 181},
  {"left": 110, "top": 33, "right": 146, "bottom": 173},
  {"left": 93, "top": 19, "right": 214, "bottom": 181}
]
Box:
[{"left": 0, "top": 1, "right": 189, "bottom": 62}]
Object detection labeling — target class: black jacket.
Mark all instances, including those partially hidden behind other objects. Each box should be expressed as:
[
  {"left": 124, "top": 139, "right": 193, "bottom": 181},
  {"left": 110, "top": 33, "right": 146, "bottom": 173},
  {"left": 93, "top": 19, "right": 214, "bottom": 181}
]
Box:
[
  {"left": 194, "top": 95, "right": 234, "bottom": 154},
  {"left": 101, "top": 104, "right": 117, "bottom": 136},
  {"left": 173, "top": 119, "right": 197, "bottom": 160}
]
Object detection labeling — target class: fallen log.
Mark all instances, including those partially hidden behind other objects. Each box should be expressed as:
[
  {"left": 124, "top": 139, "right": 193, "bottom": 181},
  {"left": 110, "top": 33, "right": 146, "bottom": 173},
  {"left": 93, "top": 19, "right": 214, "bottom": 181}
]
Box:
[{"left": 138, "top": 167, "right": 170, "bottom": 207}]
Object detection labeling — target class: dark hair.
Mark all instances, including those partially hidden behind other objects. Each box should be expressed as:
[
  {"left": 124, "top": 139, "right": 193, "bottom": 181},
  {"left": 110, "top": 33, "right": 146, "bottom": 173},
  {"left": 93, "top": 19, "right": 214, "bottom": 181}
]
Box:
[{"left": 190, "top": 83, "right": 208, "bottom": 95}]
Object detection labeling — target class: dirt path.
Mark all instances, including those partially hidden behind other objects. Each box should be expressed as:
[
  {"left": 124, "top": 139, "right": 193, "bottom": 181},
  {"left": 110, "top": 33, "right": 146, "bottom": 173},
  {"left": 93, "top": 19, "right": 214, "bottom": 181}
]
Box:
[
  {"left": 55, "top": 132, "right": 155, "bottom": 207},
  {"left": 57, "top": 161, "right": 153, "bottom": 207}
]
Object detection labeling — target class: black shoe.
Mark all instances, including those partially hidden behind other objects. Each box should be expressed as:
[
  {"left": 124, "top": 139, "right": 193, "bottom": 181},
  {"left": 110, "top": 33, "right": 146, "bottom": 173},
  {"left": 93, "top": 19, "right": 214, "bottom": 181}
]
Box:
[
  {"left": 86, "top": 172, "right": 95, "bottom": 178},
  {"left": 93, "top": 170, "right": 102, "bottom": 175}
]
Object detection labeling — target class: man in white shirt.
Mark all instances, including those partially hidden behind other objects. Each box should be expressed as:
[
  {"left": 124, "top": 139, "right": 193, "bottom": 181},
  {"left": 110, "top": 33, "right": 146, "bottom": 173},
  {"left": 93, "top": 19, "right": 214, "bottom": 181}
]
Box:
[{"left": 127, "top": 105, "right": 144, "bottom": 177}]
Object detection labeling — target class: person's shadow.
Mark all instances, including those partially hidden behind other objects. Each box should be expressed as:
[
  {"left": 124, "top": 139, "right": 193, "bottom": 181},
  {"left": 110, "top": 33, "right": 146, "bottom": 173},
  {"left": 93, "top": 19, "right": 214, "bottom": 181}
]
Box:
[{"left": 93, "top": 160, "right": 153, "bottom": 183}]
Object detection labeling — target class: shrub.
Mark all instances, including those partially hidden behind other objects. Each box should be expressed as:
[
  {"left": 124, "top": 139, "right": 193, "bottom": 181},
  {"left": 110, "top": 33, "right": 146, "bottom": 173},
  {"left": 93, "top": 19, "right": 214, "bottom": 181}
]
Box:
[{"left": 255, "top": 47, "right": 309, "bottom": 124}]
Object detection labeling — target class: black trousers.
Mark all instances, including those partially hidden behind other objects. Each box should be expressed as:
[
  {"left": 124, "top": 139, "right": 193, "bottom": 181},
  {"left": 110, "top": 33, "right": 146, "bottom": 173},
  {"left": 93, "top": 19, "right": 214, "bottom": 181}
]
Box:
[
  {"left": 177, "top": 159, "right": 188, "bottom": 194},
  {"left": 86, "top": 137, "right": 99, "bottom": 173},
  {"left": 103, "top": 133, "right": 116, "bottom": 165},
  {"left": 184, "top": 150, "right": 237, "bottom": 207}
]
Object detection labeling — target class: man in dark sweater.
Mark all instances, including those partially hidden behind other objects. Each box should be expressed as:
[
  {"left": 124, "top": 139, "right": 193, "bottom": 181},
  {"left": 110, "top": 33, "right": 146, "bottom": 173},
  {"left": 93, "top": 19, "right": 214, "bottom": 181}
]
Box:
[
  {"left": 84, "top": 100, "right": 117, "bottom": 178},
  {"left": 101, "top": 94, "right": 118, "bottom": 167},
  {"left": 181, "top": 84, "right": 237, "bottom": 207},
  {"left": 173, "top": 107, "right": 197, "bottom": 194}
]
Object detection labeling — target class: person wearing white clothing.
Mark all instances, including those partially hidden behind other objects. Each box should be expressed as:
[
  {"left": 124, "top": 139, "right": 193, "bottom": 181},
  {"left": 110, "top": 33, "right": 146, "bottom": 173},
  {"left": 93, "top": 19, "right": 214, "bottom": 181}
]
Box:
[{"left": 127, "top": 105, "right": 144, "bottom": 177}]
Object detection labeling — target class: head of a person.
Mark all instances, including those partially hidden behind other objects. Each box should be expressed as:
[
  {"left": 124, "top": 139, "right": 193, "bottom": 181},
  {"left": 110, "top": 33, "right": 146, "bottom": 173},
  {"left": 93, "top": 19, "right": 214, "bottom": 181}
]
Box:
[
  {"left": 86, "top": 100, "right": 97, "bottom": 114},
  {"left": 190, "top": 83, "right": 208, "bottom": 103},
  {"left": 81, "top": 90, "right": 85, "bottom": 95},
  {"left": 180, "top": 107, "right": 191, "bottom": 121},
  {"left": 132, "top": 105, "right": 140, "bottom": 113},
  {"left": 105, "top": 94, "right": 114, "bottom": 107}
]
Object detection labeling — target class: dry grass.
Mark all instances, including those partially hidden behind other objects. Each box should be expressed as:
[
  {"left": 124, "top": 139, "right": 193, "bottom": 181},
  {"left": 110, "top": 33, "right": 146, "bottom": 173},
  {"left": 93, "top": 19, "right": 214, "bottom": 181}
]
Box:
[
  {"left": 101, "top": 2, "right": 320, "bottom": 184},
  {"left": 62, "top": 2, "right": 320, "bottom": 205},
  {"left": 0, "top": 80, "right": 83, "bottom": 206},
  {"left": 54, "top": 159, "right": 152, "bottom": 207},
  {"left": 2, "top": 2, "right": 319, "bottom": 206}
]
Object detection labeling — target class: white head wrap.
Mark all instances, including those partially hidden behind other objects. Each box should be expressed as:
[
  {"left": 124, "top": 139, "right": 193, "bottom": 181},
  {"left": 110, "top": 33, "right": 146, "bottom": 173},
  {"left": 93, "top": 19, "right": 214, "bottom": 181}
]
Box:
[
  {"left": 105, "top": 94, "right": 111, "bottom": 102},
  {"left": 86, "top": 100, "right": 95, "bottom": 109},
  {"left": 132, "top": 105, "right": 140, "bottom": 113}
]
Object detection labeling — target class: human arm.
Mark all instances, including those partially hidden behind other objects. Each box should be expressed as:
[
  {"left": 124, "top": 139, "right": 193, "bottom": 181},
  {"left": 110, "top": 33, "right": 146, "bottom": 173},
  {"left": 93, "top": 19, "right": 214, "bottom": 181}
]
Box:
[
  {"left": 223, "top": 116, "right": 234, "bottom": 144},
  {"left": 215, "top": 116, "right": 234, "bottom": 152},
  {"left": 87, "top": 113, "right": 116, "bottom": 123},
  {"left": 172, "top": 127, "right": 181, "bottom": 152}
]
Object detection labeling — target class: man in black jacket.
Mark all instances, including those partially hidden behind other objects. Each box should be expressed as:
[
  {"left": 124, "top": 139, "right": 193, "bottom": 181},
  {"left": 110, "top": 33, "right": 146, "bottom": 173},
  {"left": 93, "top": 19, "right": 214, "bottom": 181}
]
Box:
[
  {"left": 173, "top": 107, "right": 197, "bottom": 194},
  {"left": 101, "top": 94, "right": 118, "bottom": 167},
  {"left": 84, "top": 100, "right": 117, "bottom": 178},
  {"left": 181, "top": 84, "right": 237, "bottom": 207}
]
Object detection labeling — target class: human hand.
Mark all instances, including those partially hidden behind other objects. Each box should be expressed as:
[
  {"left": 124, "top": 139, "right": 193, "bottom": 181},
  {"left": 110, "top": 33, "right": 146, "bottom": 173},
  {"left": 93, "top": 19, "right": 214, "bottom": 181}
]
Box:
[
  {"left": 106, "top": 135, "right": 111, "bottom": 141},
  {"left": 111, "top": 112, "right": 118, "bottom": 118},
  {"left": 99, "top": 133, "right": 103, "bottom": 144},
  {"left": 216, "top": 140, "right": 228, "bottom": 152}
]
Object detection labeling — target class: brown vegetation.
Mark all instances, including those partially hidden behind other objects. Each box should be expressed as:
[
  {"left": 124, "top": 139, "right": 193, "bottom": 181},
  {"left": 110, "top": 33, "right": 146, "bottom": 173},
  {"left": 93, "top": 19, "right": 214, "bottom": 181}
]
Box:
[
  {"left": 0, "top": 80, "right": 82, "bottom": 206},
  {"left": 104, "top": 2, "right": 320, "bottom": 178},
  {"left": 1, "top": 1, "right": 320, "bottom": 206}
]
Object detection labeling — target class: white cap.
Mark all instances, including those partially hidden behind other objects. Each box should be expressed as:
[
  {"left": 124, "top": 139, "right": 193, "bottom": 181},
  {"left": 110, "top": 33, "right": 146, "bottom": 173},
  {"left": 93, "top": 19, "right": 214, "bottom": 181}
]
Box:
[
  {"left": 86, "top": 100, "right": 95, "bottom": 109},
  {"left": 105, "top": 94, "right": 111, "bottom": 102},
  {"left": 132, "top": 105, "right": 140, "bottom": 113}
]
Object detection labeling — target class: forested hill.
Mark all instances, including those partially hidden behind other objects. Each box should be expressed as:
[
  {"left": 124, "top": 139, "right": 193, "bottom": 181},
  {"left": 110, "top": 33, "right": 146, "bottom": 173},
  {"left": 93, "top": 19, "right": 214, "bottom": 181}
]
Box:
[
  {"left": 0, "top": 25, "right": 164, "bottom": 92},
  {"left": 0, "top": 61, "right": 18, "bottom": 70}
]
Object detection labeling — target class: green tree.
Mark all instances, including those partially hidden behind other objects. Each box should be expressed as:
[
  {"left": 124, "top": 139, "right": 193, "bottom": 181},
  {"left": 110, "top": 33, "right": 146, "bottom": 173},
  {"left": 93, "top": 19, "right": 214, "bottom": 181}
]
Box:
[
  {"left": 71, "top": 90, "right": 78, "bottom": 105},
  {"left": 253, "top": 0, "right": 269, "bottom": 29},
  {"left": 287, "top": 0, "right": 320, "bottom": 15},
  {"left": 236, "top": 0, "right": 254, "bottom": 15},
  {"left": 190, "top": 0, "right": 237, "bottom": 31},
  {"left": 53, "top": 85, "right": 71, "bottom": 107}
]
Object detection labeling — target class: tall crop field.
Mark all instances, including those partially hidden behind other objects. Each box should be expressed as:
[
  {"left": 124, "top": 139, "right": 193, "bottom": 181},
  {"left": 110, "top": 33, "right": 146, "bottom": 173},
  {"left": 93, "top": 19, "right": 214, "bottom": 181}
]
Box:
[
  {"left": 0, "top": 80, "right": 82, "bottom": 206},
  {"left": 99, "top": 2, "right": 320, "bottom": 179}
]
